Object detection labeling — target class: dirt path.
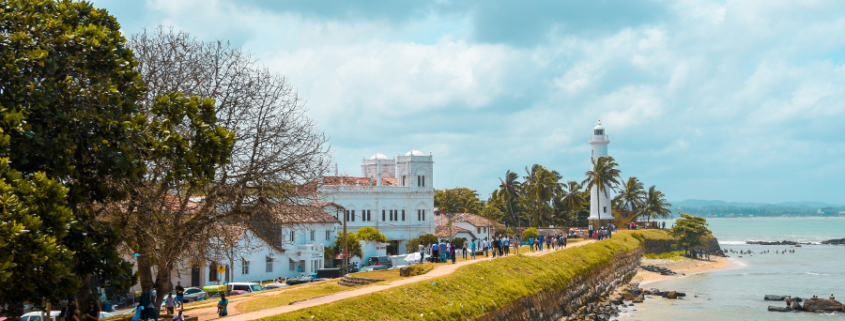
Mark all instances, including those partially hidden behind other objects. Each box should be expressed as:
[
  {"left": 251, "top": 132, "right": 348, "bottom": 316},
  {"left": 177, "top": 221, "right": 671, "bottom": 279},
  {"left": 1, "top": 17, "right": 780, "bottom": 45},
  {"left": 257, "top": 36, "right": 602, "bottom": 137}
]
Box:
[{"left": 202, "top": 240, "right": 596, "bottom": 321}]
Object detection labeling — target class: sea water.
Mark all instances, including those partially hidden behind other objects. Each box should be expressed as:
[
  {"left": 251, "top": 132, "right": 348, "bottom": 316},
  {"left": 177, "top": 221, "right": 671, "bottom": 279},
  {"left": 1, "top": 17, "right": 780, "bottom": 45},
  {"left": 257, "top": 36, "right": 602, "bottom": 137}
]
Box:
[{"left": 618, "top": 217, "right": 845, "bottom": 320}]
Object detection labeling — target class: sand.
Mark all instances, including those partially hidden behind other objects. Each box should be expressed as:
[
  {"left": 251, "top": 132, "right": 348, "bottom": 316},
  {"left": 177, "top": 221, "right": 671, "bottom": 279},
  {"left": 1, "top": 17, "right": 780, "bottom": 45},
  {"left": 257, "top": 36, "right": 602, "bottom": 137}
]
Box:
[{"left": 630, "top": 256, "right": 741, "bottom": 285}]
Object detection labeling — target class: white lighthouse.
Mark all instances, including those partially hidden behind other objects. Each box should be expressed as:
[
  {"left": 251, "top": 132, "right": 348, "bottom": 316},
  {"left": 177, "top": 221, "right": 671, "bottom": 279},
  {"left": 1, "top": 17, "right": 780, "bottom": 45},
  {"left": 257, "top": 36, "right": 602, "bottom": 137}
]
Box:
[{"left": 589, "top": 120, "right": 611, "bottom": 226}]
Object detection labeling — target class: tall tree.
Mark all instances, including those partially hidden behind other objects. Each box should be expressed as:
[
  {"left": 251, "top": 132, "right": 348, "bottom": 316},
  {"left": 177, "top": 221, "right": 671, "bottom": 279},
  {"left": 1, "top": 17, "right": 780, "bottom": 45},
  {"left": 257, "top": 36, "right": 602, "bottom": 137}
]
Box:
[
  {"left": 614, "top": 177, "right": 645, "bottom": 220},
  {"left": 639, "top": 185, "right": 672, "bottom": 225},
  {"left": 669, "top": 214, "right": 712, "bottom": 256},
  {"left": 434, "top": 187, "right": 482, "bottom": 214},
  {"left": 497, "top": 170, "right": 522, "bottom": 226},
  {"left": 554, "top": 181, "right": 586, "bottom": 226},
  {"left": 109, "top": 27, "right": 331, "bottom": 305},
  {"left": 0, "top": 0, "right": 144, "bottom": 309},
  {"left": 523, "top": 165, "right": 563, "bottom": 227},
  {"left": 582, "top": 156, "right": 621, "bottom": 225}
]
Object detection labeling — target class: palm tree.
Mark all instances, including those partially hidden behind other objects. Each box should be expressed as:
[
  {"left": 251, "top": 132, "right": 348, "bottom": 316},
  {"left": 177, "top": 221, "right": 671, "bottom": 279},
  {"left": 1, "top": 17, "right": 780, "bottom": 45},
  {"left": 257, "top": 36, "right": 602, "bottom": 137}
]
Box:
[
  {"left": 497, "top": 170, "right": 522, "bottom": 226},
  {"left": 639, "top": 185, "right": 672, "bottom": 226},
  {"left": 614, "top": 177, "right": 645, "bottom": 220},
  {"left": 524, "top": 165, "right": 563, "bottom": 227},
  {"left": 555, "top": 181, "right": 586, "bottom": 226},
  {"left": 581, "top": 156, "right": 621, "bottom": 226}
]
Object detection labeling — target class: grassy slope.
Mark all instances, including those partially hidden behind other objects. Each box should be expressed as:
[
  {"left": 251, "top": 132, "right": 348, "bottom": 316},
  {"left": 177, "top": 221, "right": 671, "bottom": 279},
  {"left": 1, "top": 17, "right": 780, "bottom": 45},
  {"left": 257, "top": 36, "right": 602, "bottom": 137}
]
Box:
[{"left": 261, "top": 230, "right": 670, "bottom": 321}]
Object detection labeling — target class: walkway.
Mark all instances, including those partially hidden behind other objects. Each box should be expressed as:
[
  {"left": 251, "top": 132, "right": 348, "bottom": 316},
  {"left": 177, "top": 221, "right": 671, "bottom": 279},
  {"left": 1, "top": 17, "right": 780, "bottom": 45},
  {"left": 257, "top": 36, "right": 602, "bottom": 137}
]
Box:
[{"left": 207, "top": 240, "right": 596, "bottom": 321}]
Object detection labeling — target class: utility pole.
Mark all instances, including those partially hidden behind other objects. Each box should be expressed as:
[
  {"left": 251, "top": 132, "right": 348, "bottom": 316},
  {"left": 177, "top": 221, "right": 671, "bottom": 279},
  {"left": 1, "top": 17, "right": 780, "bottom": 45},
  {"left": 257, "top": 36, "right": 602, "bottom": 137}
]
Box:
[{"left": 342, "top": 207, "right": 348, "bottom": 276}]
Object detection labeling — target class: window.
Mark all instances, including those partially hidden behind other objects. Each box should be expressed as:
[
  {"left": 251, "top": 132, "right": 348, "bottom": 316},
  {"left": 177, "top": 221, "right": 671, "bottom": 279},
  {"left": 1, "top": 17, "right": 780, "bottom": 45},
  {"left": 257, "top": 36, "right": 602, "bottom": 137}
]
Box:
[
  {"left": 290, "top": 231, "right": 295, "bottom": 242},
  {"left": 326, "top": 230, "right": 331, "bottom": 240},
  {"left": 310, "top": 230, "right": 315, "bottom": 241},
  {"left": 417, "top": 176, "right": 421, "bottom": 187},
  {"left": 367, "top": 210, "right": 371, "bottom": 221},
  {"left": 422, "top": 176, "right": 425, "bottom": 187},
  {"left": 603, "top": 206, "right": 607, "bottom": 213},
  {"left": 477, "top": 227, "right": 481, "bottom": 233},
  {"left": 402, "top": 209, "right": 405, "bottom": 221},
  {"left": 242, "top": 259, "right": 249, "bottom": 275},
  {"left": 422, "top": 209, "right": 425, "bottom": 221},
  {"left": 402, "top": 176, "right": 406, "bottom": 186},
  {"left": 345, "top": 210, "right": 349, "bottom": 221},
  {"left": 417, "top": 209, "right": 420, "bottom": 221},
  {"left": 382, "top": 209, "right": 386, "bottom": 221},
  {"left": 289, "top": 258, "right": 296, "bottom": 271},
  {"left": 266, "top": 257, "right": 273, "bottom": 272},
  {"left": 209, "top": 262, "right": 218, "bottom": 282},
  {"left": 351, "top": 210, "right": 355, "bottom": 222}
]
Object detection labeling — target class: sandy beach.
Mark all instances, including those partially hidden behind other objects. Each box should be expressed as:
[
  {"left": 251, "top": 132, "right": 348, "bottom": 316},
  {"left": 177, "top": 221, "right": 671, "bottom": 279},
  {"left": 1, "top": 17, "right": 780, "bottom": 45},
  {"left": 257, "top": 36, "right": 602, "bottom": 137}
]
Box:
[{"left": 630, "top": 256, "right": 742, "bottom": 285}]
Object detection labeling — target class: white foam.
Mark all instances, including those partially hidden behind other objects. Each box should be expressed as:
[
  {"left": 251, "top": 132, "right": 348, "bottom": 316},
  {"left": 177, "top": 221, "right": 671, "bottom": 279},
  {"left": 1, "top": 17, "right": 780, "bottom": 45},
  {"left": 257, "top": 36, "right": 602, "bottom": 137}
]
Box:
[{"left": 718, "top": 240, "right": 746, "bottom": 245}]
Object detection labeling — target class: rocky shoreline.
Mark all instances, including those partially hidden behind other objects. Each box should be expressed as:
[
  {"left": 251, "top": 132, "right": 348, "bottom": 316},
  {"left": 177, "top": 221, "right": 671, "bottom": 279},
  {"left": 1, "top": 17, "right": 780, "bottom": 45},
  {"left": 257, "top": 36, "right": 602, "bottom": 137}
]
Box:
[
  {"left": 560, "top": 282, "right": 690, "bottom": 321},
  {"left": 765, "top": 294, "right": 845, "bottom": 313}
]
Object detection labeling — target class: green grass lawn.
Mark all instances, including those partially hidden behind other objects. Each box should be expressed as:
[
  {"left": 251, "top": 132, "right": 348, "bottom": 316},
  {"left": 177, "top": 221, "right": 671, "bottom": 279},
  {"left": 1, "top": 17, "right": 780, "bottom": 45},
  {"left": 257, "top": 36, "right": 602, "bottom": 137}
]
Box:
[{"left": 258, "top": 230, "right": 670, "bottom": 321}]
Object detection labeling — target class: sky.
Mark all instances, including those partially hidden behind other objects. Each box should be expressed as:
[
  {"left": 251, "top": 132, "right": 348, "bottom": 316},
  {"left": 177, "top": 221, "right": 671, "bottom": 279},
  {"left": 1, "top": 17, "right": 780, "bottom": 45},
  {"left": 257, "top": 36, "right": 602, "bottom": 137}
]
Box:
[{"left": 93, "top": 0, "right": 845, "bottom": 205}]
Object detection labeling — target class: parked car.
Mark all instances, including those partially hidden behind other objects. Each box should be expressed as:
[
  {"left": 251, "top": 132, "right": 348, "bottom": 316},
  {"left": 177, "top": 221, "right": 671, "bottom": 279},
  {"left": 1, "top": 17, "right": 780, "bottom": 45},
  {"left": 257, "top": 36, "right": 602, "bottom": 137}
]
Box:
[
  {"left": 181, "top": 287, "right": 208, "bottom": 302},
  {"left": 228, "top": 282, "right": 263, "bottom": 294},
  {"left": 21, "top": 311, "right": 60, "bottom": 321},
  {"left": 360, "top": 256, "right": 392, "bottom": 271},
  {"left": 262, "top": 283, "right": 289, "bottom": 290},
  {"left": 285, "top": 274, "right": 314, "bottom": 285}
]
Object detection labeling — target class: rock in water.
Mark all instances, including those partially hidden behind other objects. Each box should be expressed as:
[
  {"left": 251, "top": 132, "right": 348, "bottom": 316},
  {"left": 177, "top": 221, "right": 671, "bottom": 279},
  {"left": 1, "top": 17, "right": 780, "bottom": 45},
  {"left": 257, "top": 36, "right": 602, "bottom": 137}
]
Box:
[
  {"left": 768, "top": 306, "right": 794, "bottom": 312},
  {"left": 666, "top": 291, "right": 678, "bottom": 299},
  {"left": 764, "top": 295, "right": 786, "bottom": 301},
  {"left": 821, "top": 238, "right": 845, "bottom": 245},
  {"left": 802, "top": 299, "right": 844, "bottom": 313},
  {"left": 632, "top": 297, "right": 643, "bottom": 303}
]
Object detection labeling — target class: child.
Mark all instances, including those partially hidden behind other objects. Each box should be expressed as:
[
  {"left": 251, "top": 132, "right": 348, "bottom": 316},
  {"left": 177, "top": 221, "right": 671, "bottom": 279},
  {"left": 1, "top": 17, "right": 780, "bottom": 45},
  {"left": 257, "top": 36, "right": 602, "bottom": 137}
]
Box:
[{"left": 217, "top": 293, "right": 228, "bottom": 317}]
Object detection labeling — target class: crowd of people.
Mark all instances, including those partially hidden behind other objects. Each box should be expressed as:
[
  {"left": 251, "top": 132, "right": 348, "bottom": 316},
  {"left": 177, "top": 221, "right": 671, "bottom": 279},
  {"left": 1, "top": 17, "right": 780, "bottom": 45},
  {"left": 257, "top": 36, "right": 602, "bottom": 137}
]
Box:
[{"left": 418, "top": 230, "right": 609, "bottom": 265}]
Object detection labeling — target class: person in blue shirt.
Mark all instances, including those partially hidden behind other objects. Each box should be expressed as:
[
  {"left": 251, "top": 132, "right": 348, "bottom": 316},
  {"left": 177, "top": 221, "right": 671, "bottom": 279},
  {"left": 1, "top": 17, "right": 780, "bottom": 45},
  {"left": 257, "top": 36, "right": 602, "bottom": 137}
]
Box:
[
  {"left": 217, "top": 293, "right": 228, "bottom": 317},
  {"left": 470, "top": 239, "right": 477, "bottom": 259},
  {"left": 439, "top": 240, "right": 447, "bottom": 263},
  {"left": 538, "top": 236, "right": 544, "bottom": 251},
  {"left": 431, "top": 242, "right": 439, "bottom": 263}
]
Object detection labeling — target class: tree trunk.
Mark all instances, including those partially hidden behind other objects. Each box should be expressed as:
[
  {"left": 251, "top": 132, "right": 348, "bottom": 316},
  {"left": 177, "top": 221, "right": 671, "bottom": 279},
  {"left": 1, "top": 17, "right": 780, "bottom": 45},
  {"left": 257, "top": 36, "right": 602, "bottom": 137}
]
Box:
[
  {"left": 75, "top": 274, "right": 92, "bottom": 316},
  {"left": 137, "top": 251, "right": 155, "bottom": 293},
  {"left": 154, "top": 263, "right": 174, "bottom": 310}
]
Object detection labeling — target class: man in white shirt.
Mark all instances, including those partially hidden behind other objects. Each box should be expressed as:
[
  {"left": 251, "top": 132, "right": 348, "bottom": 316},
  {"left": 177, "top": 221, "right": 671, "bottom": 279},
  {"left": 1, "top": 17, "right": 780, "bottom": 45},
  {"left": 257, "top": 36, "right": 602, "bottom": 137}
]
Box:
[{"left": 171, "top": 310, "right": 184, "bottom": 321}]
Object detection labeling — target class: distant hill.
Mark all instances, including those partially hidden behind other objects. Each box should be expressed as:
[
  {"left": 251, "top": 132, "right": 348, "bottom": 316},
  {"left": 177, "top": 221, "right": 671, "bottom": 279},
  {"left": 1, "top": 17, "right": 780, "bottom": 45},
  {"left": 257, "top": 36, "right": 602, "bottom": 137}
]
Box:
[
  {"left": 672, "top": 199, "right": 841, "bottom": 208},
  {"left": 669, "top": 199, "right": 845, "bottom": 218}
]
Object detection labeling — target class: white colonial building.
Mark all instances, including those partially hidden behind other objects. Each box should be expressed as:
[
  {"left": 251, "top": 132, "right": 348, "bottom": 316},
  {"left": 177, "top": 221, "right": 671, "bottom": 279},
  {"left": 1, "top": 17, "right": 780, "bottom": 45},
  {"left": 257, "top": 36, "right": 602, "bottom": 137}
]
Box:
[{"left": 318, "top": 149, "right": 436, "bottom": 254}]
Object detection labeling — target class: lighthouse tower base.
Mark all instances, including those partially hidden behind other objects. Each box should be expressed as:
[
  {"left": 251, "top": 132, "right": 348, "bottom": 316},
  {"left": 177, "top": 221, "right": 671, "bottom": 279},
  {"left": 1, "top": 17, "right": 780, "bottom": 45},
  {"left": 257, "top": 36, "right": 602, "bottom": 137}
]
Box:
[{"left": 588, "top": 218, "right": 614, "bottom": 231}]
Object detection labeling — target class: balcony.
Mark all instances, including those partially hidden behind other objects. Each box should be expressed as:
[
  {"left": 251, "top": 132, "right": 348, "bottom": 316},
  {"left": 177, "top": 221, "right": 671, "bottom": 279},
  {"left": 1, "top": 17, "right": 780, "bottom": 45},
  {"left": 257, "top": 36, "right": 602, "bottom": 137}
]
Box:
[{"left": 591, "top": 135, "right": 609, "bottom": 141}]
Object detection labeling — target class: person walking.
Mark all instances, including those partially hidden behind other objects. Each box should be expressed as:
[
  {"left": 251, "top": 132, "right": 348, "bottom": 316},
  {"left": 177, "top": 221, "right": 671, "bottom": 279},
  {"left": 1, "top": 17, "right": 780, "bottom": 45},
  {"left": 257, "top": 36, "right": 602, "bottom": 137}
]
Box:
[
  {"left": 470, "top": 239, "right": 477, "bottom": 259},
  {"left": 164, "top": 293, "right": 175, "bottom": 315},
  {"left": 503, "top": 236, "right": 509, "bottom": 256},
  {"left": 462, "top": 239, "right": 469, "bottom": 259},
  {"left": 450, "top": 242, "right": 457, "bottom": 264},
  {"left": 217, "top": 293, "right": 228, "bottom": 317},
  {"left": 441, "top": 241, "right": 449, "bottom": 263},
  {"left": 419, "top": 243, "right": 426, "bottom": 264},
  {"left": 483, "top": 238, "right": 490, "bottom": 258},
  {"left": 431, "top": 242, "right": 439, "bottom": 263},
  {"left": 174, "top": 281, "right": 185, "bottom": 309},
  {"left": 491, "top": 237, "right": 498, "bottom": 258}
]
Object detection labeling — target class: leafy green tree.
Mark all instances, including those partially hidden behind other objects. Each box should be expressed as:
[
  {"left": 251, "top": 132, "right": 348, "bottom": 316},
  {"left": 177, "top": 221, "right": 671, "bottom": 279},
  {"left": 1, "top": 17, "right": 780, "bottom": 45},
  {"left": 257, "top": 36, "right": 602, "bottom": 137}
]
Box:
[
  {"left": 334, "top": 232, "right": 363, "bottom": 259},
  {"left": 478, "top": 193, "right": 508, "bottom": 224},
  {"left": 505, "top": 228, "right": 514, "bottom": 236},
  {"left": 0, "top": 0, "right": 144, "bottom": 308},
  {"left": 434, "top": 187, "right": 483, "bottom": 214},
  {"left": 356, "top": 226, "right": 388, "bottom": 243},
  {"left": 405, "top": 234, "right": 438, "bottom": 253},
  {"left": 638, "top": 186, "right": 672, "bottom": 225},
  {"left": 523, "top": 164, "right": 563, "bottom": 227},
  {"left": 669, "top": 214, "right": 712, "bottom": 256},
  {"left": 554, "top": 181, "right": 586, "bottom": 227},
  {"left": 614, "top": 177, "right": 645, "bottom": 220},
  {"left": 521, "top": 228, "right": 539, "bottom": 240},
  {"left": 582, "top": 156, "right": 621, "bottom": 225}
]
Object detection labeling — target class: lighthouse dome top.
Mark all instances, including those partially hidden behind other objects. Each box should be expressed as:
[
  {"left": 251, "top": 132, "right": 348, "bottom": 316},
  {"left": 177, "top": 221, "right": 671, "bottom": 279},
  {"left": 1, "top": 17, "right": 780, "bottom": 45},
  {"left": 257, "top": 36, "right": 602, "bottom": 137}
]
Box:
[
  {"left": 370, "top": 152, "right": 389, "bottom": 160},
  {"left": 594, "top": 120, "right": 605, "bottom": 131},
  {"left": 405, "top": 148, "right": 425, "bottom": 156},
  {"left": 593, "top": 120, "right": 606, "bottom": 136}
]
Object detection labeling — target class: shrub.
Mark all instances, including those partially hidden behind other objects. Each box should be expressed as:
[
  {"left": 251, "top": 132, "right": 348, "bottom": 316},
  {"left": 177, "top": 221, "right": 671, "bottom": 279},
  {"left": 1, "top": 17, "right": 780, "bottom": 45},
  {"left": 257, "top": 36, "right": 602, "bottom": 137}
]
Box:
[
  {"left": 522, "top": 228, "right": 539, "bottom": 240},
  {"left": 405, "top": 234, "right": 438, "bottom": 253}
]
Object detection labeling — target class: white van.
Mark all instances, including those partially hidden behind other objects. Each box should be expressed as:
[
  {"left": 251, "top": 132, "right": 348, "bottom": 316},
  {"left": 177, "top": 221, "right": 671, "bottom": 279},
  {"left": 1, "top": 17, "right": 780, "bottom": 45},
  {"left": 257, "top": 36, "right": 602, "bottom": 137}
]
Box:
[{"left": 228, "top": 282, "right": 263, "bottom": 294}]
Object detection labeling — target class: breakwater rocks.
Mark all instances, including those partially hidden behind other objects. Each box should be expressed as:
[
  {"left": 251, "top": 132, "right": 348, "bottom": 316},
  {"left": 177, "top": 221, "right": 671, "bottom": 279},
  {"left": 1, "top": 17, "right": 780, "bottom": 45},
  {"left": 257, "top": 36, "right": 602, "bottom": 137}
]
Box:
[
  {"left": 643, "top": 237, "right": 725, "bottom": 256},
  {"left": 640, "top": 265, "right": 678, "bottom": 276},
  {"left": 765, "top": 295, "right": 844, "bottom": 313},
  {"left": 473, "top": 247, "right": 642, "bottom": 321},
  {"left": 821, "top": 238, "right": 845, "bottom": 245}
]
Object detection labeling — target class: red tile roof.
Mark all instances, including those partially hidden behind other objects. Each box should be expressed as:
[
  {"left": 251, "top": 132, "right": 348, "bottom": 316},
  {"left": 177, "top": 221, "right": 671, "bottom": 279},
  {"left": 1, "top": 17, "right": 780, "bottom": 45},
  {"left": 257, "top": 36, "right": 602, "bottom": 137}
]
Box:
[{"left": 435, "top": 225, "right": 477, "bottom": 239}]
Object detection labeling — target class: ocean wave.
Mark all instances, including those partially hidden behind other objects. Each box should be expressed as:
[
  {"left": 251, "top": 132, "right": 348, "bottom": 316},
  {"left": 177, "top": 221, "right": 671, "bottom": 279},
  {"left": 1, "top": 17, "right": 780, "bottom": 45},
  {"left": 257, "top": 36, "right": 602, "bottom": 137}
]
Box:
[
  {"left": 806, "top": 272, "right": 828, "bottom": 276},
  {"left": 719, "top": 240, "right": 746, "bottom": 245}
]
